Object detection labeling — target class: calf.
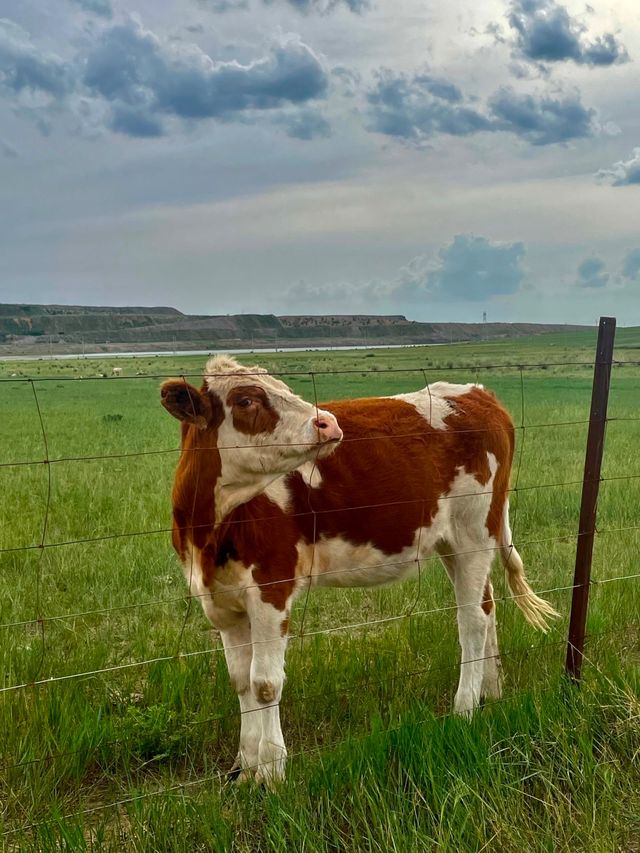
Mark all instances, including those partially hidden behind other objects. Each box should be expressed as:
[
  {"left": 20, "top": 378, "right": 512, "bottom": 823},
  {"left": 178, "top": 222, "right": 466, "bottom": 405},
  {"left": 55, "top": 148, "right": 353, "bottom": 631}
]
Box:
[{"left": 161, "top": 356, "right": 557, "bottom": 783}]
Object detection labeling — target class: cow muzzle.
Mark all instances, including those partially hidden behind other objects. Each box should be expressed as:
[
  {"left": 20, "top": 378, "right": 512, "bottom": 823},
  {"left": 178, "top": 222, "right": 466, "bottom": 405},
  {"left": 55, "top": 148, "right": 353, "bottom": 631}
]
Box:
[{"left": 312, "top": 409, "right": 343, "bottom": 446}]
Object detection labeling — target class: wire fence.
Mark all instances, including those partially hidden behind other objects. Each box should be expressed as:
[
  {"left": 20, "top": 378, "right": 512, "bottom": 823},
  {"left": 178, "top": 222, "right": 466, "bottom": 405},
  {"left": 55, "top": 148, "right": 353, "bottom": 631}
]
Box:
[{"left": 0, "top": 334, "right": 639, "bottom": 837}]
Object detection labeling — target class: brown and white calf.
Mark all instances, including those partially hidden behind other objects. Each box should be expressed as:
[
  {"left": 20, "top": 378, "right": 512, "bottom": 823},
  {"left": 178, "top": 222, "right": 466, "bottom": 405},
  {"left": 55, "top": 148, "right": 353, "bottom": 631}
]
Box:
[{"left": 161, "top": 356, "right": 557, "bottom": 783}]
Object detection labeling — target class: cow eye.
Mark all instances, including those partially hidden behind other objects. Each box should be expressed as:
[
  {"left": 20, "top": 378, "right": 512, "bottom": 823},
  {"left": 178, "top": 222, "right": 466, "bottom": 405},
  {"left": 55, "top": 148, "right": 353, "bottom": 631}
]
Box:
[{"left": 237, "top": 397, "right": 254, "bottom": 408}]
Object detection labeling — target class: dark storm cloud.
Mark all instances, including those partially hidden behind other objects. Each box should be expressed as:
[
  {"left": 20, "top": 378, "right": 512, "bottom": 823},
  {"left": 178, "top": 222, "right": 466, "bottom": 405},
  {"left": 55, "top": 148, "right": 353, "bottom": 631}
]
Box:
[
  {"left": 507, "top": 0, "right": 628, "bottom": 67},
  {"left": 82, "top": 18, "right": 328, "bottom": 134},
  {"left": 621, "top": 249, "right": 640, "bottom": 281},
  {"left": 487, "top": 87, "right": 595, "bottom": 145},
  {"left": 576, "top": 256, "right": 608, "bottom": 288},
  {"left": 69, "top": 0, "right": 113, "bottom": 19},
  {"left": 366, "top": 69, "right": 596, "bottom": 147},
  {"left": 0, "top": 18, "right": 74, "bottom": 98},
  {"left": 596, "top": 148, "right": 640, "bottom": 185},
  {"left": 366, "top": 69, "right": 491, "bottom": 144}
]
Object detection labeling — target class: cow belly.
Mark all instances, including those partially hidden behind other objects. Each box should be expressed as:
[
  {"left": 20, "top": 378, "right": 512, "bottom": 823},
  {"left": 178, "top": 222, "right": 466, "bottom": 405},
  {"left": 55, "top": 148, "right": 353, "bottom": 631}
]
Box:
[{"left": 302, "top": 528, "right": 441, "bottom": 589}]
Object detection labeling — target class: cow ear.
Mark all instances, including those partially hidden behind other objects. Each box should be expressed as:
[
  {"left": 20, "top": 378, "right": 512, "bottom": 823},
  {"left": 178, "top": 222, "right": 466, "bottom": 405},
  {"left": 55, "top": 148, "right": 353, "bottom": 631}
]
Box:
[{"left": 161, "top": 379, "right": 220, "bottom": 429}]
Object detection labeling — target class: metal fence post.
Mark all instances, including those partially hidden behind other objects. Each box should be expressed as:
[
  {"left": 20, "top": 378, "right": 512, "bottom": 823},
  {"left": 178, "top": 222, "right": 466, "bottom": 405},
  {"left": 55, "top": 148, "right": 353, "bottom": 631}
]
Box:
[{"left": 565, "top": 316, "right": 616, "bottom": 682}]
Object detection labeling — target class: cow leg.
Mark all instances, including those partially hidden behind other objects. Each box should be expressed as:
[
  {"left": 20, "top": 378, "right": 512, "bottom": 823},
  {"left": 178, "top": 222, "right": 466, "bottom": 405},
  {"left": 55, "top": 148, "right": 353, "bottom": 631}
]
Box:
[
  {"left": 246, "top": 588, "right": 290, "bottom": 784},
  {"left": 438, "top": 546, "right": 493, "bottom": 716},
  {"left": 219, "top": 617, "right": 262, "bottom": 780},
  {"left": 480, "top": 579, "right": 503, "bottom": 701}
]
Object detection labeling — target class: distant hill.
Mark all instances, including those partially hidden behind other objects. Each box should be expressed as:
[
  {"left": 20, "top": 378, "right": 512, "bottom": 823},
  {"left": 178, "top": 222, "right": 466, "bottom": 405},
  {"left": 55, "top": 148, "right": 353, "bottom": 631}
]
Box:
[{"left": 0, "top": 304, "right": 590, "bottom": 354}]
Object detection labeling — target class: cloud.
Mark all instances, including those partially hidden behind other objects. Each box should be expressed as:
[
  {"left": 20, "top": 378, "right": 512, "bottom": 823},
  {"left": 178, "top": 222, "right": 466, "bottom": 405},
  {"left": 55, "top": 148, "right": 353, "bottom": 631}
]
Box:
[
  {"left": 488, "top": 87, "right": 595, "bottom": 145},
  {"left": 621, "top": 249, "right": 640, "bottom": 281},
  {"left": 278, "top": 0, "right": 370, "bottom": 13},
  {"left": 424, "top": 234, "right": 526, "bottom": 300},
  {"left": 366, "top": 69, "right": 491, "bottom": 144},
  {"left": 82, "top": 17, "right": 328, "bottom": 135},
  {"left": 596, "top": 148, "right": 640, "bottom": 185},
  {"left": 576, "top": 256, "right": 608, "bottom": 288},
  {"left": 199, "top": 0, "right": 368, "bottom": 12},
  {"left": 507, "top": 0, "right": 628, "bottom": 67},
  {"left": 332, "top": 65, "right": 361, "bottom": 97},
  {"left": 0, "top": 136, "right": 18, "bottom": 157},
  {"left": 0, "top": 18, "right": 74, "bottom": 99},
  {"left": 196, "top": 0, "right": 249, "bottom": 11},
  {"left": 285, "top": 235, "right": 527, "bottom": 306},
  {"left": 69, "top": 0, "right": 113, "bottom": 18},
  {"left": 109, "top": 103, "right": 164, "bottom": 137},
  {"left": 365, "top": 69, "right": 596, "bottom": 147},
  {"left": 277, "top": 107, "right": 331, "bottom": 139}
]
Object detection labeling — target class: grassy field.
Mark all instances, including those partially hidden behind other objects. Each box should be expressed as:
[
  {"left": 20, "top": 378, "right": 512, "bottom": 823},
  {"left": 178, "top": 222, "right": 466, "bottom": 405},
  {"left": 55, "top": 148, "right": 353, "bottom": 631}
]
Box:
[{"left": 0, "top": 333, "right": 638, "bottom": 851}]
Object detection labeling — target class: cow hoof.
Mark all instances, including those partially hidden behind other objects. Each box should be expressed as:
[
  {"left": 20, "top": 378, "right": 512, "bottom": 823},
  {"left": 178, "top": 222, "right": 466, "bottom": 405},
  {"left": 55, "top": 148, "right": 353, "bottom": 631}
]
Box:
[{"left": 227, "top": 763, "right": 243, "bottom": 782}]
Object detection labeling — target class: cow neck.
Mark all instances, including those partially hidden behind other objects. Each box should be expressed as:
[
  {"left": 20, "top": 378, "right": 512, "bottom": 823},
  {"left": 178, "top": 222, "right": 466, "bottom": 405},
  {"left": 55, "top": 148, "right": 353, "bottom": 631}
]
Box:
[
  {"left": 176, "top": 421, "right": 288, "bottom": 546},
  {"left": 214, "top": 472, "right": 287, "bottom": 525}
]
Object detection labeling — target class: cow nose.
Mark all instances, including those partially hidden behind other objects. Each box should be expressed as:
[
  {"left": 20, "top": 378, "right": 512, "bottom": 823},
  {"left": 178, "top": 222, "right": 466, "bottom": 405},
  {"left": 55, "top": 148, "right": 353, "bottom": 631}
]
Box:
[{"left": 313, "top": 411, "right": 343, "bottom": 442}]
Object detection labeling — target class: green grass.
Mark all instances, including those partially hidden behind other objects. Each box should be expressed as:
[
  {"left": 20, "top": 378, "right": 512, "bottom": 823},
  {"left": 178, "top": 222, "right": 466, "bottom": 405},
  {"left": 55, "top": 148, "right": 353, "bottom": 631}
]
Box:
[{"left": 0, "top": 339, "right": 638, "bottom": 851}]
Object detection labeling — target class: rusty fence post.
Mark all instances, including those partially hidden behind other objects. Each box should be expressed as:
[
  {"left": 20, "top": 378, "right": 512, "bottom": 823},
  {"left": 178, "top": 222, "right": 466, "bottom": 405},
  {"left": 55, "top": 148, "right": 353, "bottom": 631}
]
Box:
[{"left": 565, "top": 316, "right": 616, "bottom": 682}]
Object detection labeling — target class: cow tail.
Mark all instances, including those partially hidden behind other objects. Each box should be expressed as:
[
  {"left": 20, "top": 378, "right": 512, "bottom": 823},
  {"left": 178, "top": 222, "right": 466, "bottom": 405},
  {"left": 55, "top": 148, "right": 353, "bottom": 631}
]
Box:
[{"left": 499, "top": 499, "right": 559, "bottom": 632}]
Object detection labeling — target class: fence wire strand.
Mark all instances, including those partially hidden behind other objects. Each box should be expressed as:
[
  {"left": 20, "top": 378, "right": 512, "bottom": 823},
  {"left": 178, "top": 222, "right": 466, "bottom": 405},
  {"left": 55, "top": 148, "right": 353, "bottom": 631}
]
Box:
[
  {"left": 5, "top": 621, "right": 633, "bottom": 778},
  {"left": 1, "top": 566, "right": 638, "bottom": 696},
  {"left": 0, "top": 350, "right": 638, "bottom": 839},
  {"left": 3, "top": 474, "right": 640, "bottom": 559}
]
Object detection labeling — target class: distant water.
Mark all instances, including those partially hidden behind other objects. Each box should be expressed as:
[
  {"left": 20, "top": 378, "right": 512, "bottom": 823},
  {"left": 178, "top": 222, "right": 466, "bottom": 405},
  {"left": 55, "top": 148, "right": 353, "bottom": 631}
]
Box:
[{"left": 0, "top": 343, "right": 437, "bottom": 363}]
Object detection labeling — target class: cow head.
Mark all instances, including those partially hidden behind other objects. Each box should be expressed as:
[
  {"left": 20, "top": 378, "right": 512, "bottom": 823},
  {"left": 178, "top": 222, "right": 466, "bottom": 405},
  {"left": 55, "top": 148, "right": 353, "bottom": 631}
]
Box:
[{"left": 161, "top": 356, "right": 342, "bottom": 511}]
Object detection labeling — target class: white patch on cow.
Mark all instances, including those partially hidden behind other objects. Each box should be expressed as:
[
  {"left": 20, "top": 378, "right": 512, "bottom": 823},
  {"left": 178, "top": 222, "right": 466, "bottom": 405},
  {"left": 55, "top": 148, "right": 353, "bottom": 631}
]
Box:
[
  {"left": 441, "top": 461, "right": 497, "bottom": 549},
  {"left": 263, "top": 477, "right": 292, "bottom": 512},
  {"left": 297, "top": 461, "right": 323, "bottom": 489},
  {"left": 392, "top": 381, "right": 480, "bottom": 430},
  {"left": 182, "top": 543, "right": 253, "bottom": 629}
]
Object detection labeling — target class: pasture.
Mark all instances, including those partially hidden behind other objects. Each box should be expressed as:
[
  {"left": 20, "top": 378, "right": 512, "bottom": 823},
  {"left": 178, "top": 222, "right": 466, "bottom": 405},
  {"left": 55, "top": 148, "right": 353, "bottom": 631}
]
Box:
[{"left": 0, "top": 331, "right": 639, "bottom": 851}]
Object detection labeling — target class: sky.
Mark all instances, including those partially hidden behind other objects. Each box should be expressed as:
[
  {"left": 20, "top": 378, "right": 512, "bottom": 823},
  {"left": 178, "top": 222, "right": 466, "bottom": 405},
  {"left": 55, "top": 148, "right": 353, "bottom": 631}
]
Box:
[{"left": 0, "top": 0, "right": 639, "bottom": 324}]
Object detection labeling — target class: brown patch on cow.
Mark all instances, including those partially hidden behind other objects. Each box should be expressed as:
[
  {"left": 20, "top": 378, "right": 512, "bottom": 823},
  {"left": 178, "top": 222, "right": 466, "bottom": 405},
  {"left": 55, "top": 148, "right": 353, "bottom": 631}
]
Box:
[
  {"left": 209, "top": 495, "right": 298, "bottom": 610},
  {"left": 280, "top": 617, "right": 289, "bottom": 637},
  {"left": 168, "top": 383, "right": 225, "bottom": 565},
  {"left": 226, "top": 385, "right": 280, "bottom": 435},
  {"left": 254, "top": 680, "right": 276, "bottom": 704},
  {"left": 481, "top": 579, "right": 494, "bottom": 615},
  {"left": 443, "top": 387, "right": 515, "bottom": 541}
]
